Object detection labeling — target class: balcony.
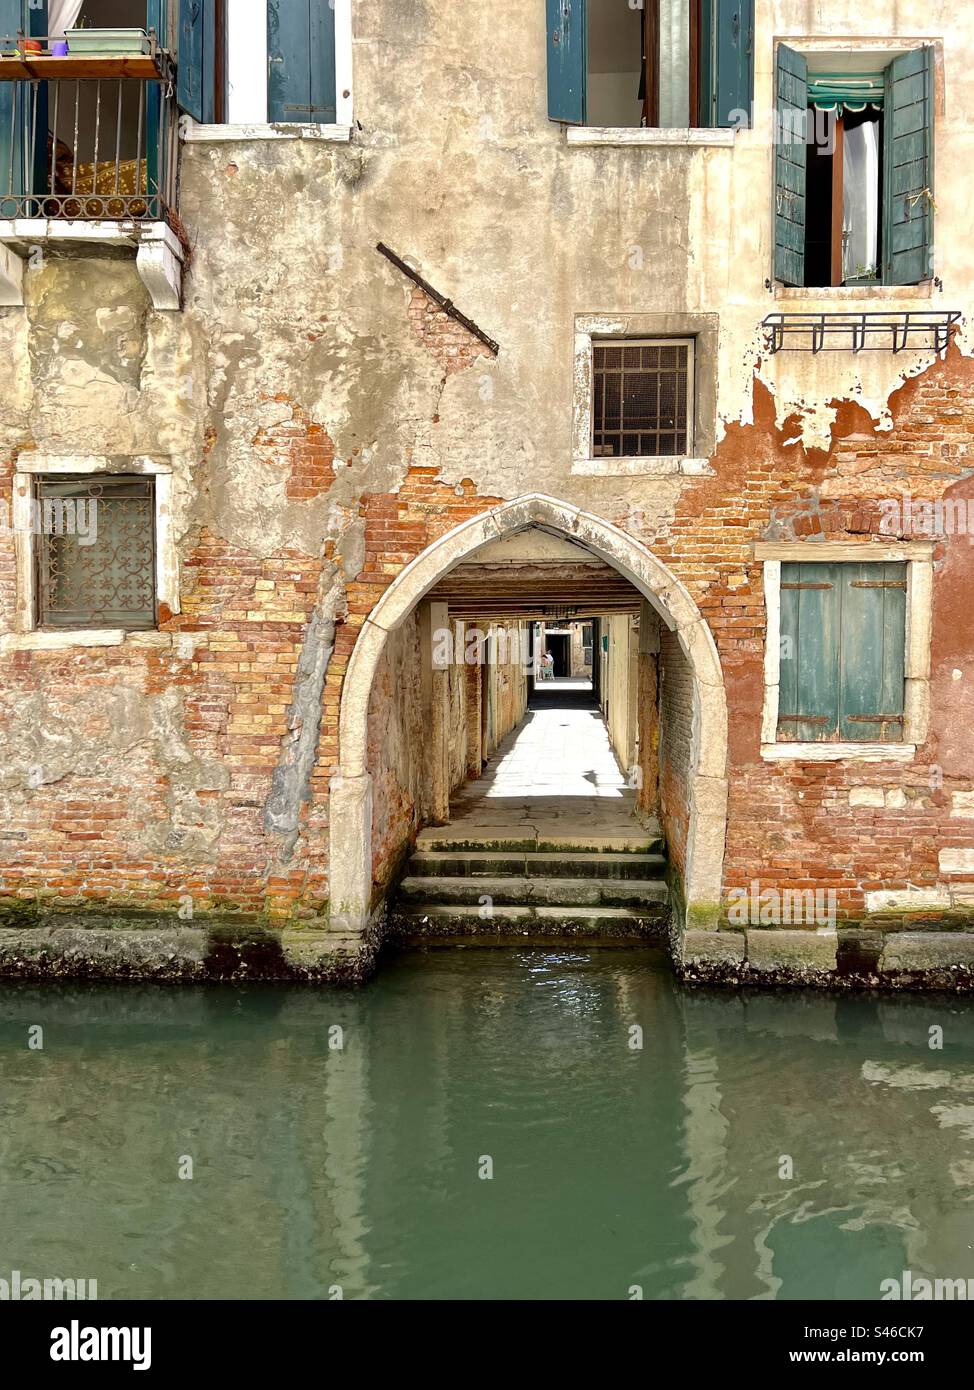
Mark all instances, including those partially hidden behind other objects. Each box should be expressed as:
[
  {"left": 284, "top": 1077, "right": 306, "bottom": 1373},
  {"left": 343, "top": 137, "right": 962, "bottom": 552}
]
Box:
[{"left": 0, "top": 31, "right": 183, "bottom": 310}]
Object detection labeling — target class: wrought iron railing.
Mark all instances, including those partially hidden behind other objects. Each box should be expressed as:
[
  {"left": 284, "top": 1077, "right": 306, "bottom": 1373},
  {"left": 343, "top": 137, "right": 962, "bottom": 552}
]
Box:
[{"left": 0, "top": 37, "right": 176, "bottom": 222}]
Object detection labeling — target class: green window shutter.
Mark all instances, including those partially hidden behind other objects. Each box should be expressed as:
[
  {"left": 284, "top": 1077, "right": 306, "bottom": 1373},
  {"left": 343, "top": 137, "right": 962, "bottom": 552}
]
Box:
[
  {"left": 267, "top": 1, "right": 337, "bottom": 125},
  {"left": 837, "top": 563, "right": 906, "bottom": 742},
  {"left": 883, "top": 45, "right": 934, "bottom": 286},
  {"left": 778, "top": 563, "right": 839, "bottom": 742},
  {"left": 778, "top": 561, "right": 906, "bottom": 744},
  {"left": 0, "top": 2, "right": 23, "bottom": 215},
  {"left": 177, "top": 0, "right": 217, "bottom": 123},
  {"left": 710, "top": 0, "right": 753, "bottom": 128},
  {"left": 546, "top": 0, "right": 586, "bottom": 125},
  {"left": 773, "top": 43, "right": 807, "bottom": 287}
]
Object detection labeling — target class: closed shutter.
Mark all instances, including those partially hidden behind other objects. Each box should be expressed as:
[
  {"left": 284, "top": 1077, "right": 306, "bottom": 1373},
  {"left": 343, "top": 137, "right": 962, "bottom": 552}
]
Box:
[
  {"left": 267, "top": 0, "right": 337, "bottom": 125},
  {"left": 0, "top": 2, "right": 47, "bottom": 214},
  {"left": 177, "top": 0, "right": 217, "bottom": 123},
  {"left": 836, "top": 562, "right": 906, "bottom": 741},
  {"left": 711, "top": 0, "right": 753, "bottom": 128},
  {"left": 0, "top": 2, "right": 24, "bottom": 213},
  {"left": 773, "top": 43, "right": 807, "bottom": 287},
  {"left": 778, "top": 561, "right": 906, "bottom": 743},
  {"left": 546, "top": 0, "right": 586, "bottom": 125},
  {"left": 884, "top": 45, "right": 934, "bottom": 286}
]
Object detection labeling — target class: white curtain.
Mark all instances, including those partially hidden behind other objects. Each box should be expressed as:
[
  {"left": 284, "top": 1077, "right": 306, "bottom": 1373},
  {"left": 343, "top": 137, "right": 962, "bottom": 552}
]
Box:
[
  {"left": 842, "top": 121, "right": 881, "bottom": 283},
  {"left": 49, "top": 1, "right": 85, "bottom": 38}
]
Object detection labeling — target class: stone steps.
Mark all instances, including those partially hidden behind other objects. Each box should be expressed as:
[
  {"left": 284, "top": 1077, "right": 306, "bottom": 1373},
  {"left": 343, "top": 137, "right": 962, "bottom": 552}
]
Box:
[
  {"left": 407, "top": 850, "right": 666, "bottom": 880},
  {"left": 390, "top": 828, "right": 668, "bottom": 939},
  {"left": 398, "top": 874, "right": 668, "bottom": 908}
]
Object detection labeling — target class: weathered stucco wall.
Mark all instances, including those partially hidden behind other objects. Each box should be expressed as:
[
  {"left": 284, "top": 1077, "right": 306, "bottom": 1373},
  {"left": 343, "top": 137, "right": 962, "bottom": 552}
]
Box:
[{"left": 0, "top": 1, "right": 973, "bottom": 972}]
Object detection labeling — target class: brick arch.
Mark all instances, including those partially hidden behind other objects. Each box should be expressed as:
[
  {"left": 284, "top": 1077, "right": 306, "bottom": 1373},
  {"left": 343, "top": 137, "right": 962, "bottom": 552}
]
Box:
[{"left": 329, "top": 494, "right": 728, "bottom": 935}]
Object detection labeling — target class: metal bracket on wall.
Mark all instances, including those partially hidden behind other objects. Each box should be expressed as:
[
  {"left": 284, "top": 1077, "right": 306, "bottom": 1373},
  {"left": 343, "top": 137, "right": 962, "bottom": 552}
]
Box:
[
  {"left": 376, "top": 242, "right": 500, "bottom": 355},
  {"left": 762, "top": 310, "right": 961, "bottom": 355}
]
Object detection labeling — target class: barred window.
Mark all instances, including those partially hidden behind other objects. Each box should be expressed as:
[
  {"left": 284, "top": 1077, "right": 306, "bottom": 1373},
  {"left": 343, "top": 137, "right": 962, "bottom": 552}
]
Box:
[
  {"left": 34, "top": 475, "right": 156, "bottom": 630},
  {"left": 592, "top": 339, "right": 693, "bottom": 458}
]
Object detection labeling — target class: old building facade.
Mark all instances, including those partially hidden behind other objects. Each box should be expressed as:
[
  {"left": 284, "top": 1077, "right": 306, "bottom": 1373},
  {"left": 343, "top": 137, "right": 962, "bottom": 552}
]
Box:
[{"left": 0, "top": 0, "right": 972, "bottom": 986}]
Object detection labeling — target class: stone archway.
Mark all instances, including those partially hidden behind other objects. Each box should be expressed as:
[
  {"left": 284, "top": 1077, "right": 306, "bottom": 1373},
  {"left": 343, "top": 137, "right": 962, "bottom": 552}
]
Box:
[{"left": 329, "top": 494, "right": 728, "bottom": 936}]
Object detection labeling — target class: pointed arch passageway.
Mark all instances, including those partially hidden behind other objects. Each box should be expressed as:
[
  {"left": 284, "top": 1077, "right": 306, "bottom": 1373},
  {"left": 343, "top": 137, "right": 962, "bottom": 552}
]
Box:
[{"left": 329, "top": 495, "right": 728, "bottom": 940}]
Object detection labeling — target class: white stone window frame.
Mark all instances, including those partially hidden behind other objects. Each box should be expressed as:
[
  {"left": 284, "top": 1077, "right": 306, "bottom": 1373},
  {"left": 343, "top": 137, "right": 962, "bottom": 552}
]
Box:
[
  {"left": 4, "top": 455, "right": 178, "bottom": 653},
  {"left": 572, "top": 317, "right": 711, "bottom": 477},
  {"left": 756, "top": 540, "right": 934, "bottom": 763},
  {"left": 181, "top": 0, "right": 353, "bottom": 145}
]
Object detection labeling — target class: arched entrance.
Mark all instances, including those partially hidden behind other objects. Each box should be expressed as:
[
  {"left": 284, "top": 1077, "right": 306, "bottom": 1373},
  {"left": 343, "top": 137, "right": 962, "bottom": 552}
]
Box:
[{"left": 329, "top": 494, "right": 728, "bottom": 937}]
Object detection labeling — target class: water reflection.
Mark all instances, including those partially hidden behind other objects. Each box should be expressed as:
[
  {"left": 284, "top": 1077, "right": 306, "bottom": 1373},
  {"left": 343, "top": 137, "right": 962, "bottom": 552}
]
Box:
[{"left": 1, "top": 950, "right": 974, "bottom": 1299}]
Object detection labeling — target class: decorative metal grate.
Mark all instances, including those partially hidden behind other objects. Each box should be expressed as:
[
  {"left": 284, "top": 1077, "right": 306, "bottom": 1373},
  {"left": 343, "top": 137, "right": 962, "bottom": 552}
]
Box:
[
  {"left": 762, "top": 310, "right": 961, "bottom": 355},
  {"left": 593, "top": 340, "right": 690, "bottom": 458},
  {"left": 0, "top": 38, "right": 176, "bottom": 222},
  {"left": 35, "top": 475, "right": 156, "bottom": 630}
]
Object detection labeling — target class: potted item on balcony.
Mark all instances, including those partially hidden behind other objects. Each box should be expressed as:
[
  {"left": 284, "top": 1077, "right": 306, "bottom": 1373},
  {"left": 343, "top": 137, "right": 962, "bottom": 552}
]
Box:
[
  {"left": 51, "top": 40, "right": 69, "bottom": 56},
  {"left": 63, "top": 27, "right": 150, "bottom": 56}
]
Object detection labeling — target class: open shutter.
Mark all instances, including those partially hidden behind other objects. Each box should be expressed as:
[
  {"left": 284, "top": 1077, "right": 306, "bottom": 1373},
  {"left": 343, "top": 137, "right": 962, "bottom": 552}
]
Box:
[
  {"left": 837, "top": 563, "right": 906, "bottom": 742},
  {"left": 884, "top": 46, "right": 934, "bottom": 286},
  {"left": 546, "top": 0, "right": 586, "bottom": 125},
  {"left": 773, "top": 44, "right": 806, "bottom": 286},
  {"left": 177, "top": 0, "right": 216, "bottom": 123},
  {"left": 778, "top": 563, "right": 839, "bottom": 742},
  {"left": 710, "top": 0, "right": 753, "bottom": 127},
  {"left": 0, "top": 1, "right": 22, "bottom": 215},
  {"left": 268, "top": 1, "right": 337, "bottom": 125}
]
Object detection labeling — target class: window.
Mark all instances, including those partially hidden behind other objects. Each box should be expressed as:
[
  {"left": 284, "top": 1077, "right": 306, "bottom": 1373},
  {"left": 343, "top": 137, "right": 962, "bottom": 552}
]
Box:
[
  {"left": 592, "top": 339, "right": 692, "bottom": 458},
  {"left": 774, "top": 44, "right": 934, "bottom": 288},
  {"left": 34, "top": 475, "right": 156, "bottom": 630},
  {"left": 547, "top": 0, "right": 753, "bottom": 130},
  {"left": 177, "top": 0, "right": 350, "bottom": 131},
  {"left": 776, "top": 561, "right": 905, "bottom": 743}
]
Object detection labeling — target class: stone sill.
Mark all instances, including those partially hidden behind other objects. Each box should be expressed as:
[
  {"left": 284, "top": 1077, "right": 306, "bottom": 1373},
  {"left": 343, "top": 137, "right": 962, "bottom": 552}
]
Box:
[
  {"left": 1, "top": 630, "right": 191, "bottom": 654},
  {"left": 761, "top": 742, "right": 916, "bottom": 763},
  {"left": 181, "top": 119, "right": 352, "bottom": 144},
  {"left": 572, "top": 456, "right": 713, "bottom": 477},
  {"left": 567, "top": 126, "right": 736, "bottom": 147},
  {"left": 773, "top": 282, "right": 934, "bottom": 302}
]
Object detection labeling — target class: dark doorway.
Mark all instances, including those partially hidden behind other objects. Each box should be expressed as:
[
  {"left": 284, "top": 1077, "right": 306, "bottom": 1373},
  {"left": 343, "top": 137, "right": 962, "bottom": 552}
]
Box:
[{"left": 546, "top": 632, "right": 570, "bottom": 677}]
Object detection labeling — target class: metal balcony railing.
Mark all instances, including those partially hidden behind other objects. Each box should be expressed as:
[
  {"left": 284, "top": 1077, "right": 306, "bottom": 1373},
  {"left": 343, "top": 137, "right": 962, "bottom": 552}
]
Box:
[{"left": 0, "top": 35, "right": 176, "bottom": 223}]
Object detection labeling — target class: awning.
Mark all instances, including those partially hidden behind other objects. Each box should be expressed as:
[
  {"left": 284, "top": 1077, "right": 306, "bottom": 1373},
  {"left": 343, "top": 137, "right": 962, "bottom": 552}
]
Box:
[{"left": 808, "top": 73, "right": 885, "bottom": 112}]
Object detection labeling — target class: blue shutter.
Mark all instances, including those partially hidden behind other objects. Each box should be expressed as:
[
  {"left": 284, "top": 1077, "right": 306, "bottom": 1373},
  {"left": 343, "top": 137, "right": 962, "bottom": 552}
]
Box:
[
  {"left": 0, "top": 1, "right": 23, "bottom": 215},
  {"left": 546, "top": 0, "right": 586, "bottom": 125},
  {"left": 711, "top": 0, "right": 753, "bottom": 128},
  {"left": 778, "top": 563, "right": 839, "bottom": 742},
  {"left": 837, "top": 563, "right": 906, "bottom": 742},
  {"left": 883, "top": 46, "right": 934, "bottom": 286},
  {"left": 177, "top": 0, "right": 216, "bottom": 123},
  {"left": 778, "top": 561, "right": 906, "bottom": 744},
  {"left": 774, "top": 43, "right": 807, "bottom": 287},
  {"left": 268, "top": 1, "right": 336, "bottom": 125}
]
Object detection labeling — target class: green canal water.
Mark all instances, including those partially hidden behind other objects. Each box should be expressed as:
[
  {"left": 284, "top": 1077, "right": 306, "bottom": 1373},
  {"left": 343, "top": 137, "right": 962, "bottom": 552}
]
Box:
[{"left": 2, "top": 945, "right": 974, "bottom": 1301}]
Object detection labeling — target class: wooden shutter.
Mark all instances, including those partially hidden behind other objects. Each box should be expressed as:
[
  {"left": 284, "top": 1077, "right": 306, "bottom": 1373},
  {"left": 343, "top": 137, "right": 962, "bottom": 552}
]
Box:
[
  {"left": 267, "top": 1, "right": 337, "bottom": 125},
  {"left": 778, "top": 561, "right": 906, "bottom": 743},
  {"left": 883, "top": 46, "right": 934, "bottom": 286},
  {"left": 177, "top": 0, "right": 217, "bottom": 124},
  {"left": 773, "top": 43, "right": 807, "bottom": 287},
  {"left": 837, "top": 563, "right": 906, "bottom": 741},
  {"left": 708, "top": 0, "right": 753, "bottom": 128},
  {"left": 546, "top": 0, "right": 586, "bottom": 125},
  {"left": 0, "top": 2, "right": 24, "bottom": 213},
  {"left": 778, "top": 562, "right": 839, "bottom": 742}
]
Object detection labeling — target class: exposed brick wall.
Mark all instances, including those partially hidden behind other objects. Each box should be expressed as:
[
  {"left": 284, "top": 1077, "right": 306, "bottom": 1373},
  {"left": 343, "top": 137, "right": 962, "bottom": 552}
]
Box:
[
  {"left": 252, "top": 395, "right": 336, "bottom": 501},
  {"left": 407, "top": 286, "right": 494, "bottom": 377},
  {"left": 658, "top": 627, "right": 694, "bottom": 884}
]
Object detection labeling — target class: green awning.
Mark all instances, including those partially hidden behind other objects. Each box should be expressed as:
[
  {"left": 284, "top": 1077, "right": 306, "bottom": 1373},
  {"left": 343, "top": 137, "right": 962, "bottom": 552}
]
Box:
[{"left": 808, "top": 73, "right": 885, "bottom": 112}]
